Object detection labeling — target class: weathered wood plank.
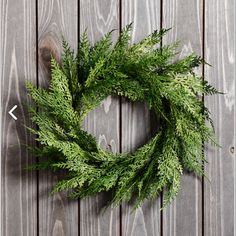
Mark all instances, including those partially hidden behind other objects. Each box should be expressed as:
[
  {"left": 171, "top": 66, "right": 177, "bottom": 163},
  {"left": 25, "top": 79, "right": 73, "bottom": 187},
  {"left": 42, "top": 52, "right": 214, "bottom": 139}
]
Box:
[
  {"left": 162, "top": 1, "right": 203, "bottom": 235},
  {"left": 37, "top": 1, "right": 79, "bottom": 235},
  {"left": 80, "top": 1, "right": 120, "bottom": 236},
  {"left": 204, "top": 0, "right": 235, "bottom": 235},
  {"left": 121, "top": 1, "right": 161, "bottom": 236},
  {"left": 0, "top": 0, "right": 37, "bottom": 235}
]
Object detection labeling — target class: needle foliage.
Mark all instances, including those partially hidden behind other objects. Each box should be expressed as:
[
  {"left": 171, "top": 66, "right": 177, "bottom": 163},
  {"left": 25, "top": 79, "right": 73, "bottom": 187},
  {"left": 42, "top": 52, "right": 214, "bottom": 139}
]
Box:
[{"left": 26, "top": 24, "right": 219, "bottom": 208}]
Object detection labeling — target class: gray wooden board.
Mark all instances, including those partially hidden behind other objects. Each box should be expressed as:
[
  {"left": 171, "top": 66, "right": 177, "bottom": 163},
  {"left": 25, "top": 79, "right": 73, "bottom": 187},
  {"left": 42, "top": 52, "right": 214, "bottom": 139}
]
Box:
[
  {"left": 204, "top": 0, "right": 235, "bottom": 235},
  {"left": 0, "top": 0, "right": 37, "bottom": 235},
  {"left": 37, "top": 1, "right": 79, "bottom": 235},
  {"left": 162, "top": 1, "right": 203, "bottom": 235},
  {"left": 121, "top": 1, "right": 161, "bottom": 236},
  {"left": 80, "top": 1, "right": 120, "bottom": 236}
]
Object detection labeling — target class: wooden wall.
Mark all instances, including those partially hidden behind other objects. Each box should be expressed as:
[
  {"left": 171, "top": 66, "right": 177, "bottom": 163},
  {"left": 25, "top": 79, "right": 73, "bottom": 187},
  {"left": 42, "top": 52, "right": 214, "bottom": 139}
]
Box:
[{"left": 1, "top": 0, "right": 235, "bottom": 235}]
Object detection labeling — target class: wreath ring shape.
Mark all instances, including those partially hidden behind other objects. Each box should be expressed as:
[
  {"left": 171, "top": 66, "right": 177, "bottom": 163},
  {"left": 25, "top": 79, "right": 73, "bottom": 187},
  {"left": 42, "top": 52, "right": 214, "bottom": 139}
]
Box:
[{"left": 27, "top": 24, "right": 219, "bottom": 208}]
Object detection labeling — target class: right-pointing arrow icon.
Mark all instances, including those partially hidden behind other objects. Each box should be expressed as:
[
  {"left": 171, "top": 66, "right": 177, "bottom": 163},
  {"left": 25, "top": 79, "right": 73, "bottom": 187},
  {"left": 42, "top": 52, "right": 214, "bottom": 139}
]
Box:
[{"left": 9, "top": 105, "right": 18, "bottom": 120}]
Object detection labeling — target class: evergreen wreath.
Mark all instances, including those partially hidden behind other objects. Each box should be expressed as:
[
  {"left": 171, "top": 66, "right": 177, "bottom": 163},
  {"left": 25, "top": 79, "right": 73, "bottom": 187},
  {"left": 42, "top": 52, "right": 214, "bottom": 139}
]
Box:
[{"left": 27, "top": 24, "right": 219, "bottom": 208}]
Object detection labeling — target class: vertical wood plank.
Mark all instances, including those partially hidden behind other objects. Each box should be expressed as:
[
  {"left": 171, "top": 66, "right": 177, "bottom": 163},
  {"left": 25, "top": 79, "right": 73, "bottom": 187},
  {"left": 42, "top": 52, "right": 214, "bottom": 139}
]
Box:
[
  {"left": 204, "top": 0, "right": 235, "bottom": 235},
  {"left": 0, "top": 0, "right": 37, "bottom": 235},
  {"left": 37, "top": 1, "right": 79, "bottom": 235},
  {"left": 79, "top": 1, "right": 120, "bottom": 236},
  {"left": 162, "top": 1, "right": 203, "bottom": 235},
  {"left": 121, "top": 1, "right": 161, "bottom": 236}
]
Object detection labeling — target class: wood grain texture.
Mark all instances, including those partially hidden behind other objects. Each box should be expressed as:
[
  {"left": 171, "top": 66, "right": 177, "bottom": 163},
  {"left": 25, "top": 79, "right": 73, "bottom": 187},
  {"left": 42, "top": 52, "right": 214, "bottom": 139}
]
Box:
[
  {"left": 0, "top": 0, "right": 37, "bottom": 235},
  {"left": 121, "top": 1, "right": 161, "bottom": 236},
  {"left": 162, "top": 1, "right": 203, "bottom": 235},
  {"left": 80, "top": 1, "right": 120, "bottom": 236},
  {"left": 204, "top": 0, "right": 235, "bottom": 235},
  {"left": 1, "top": 1, "right": 236, "bottom": 235},
  {"left": 37, "top": 1, "right": 79, "bottom": 235}
]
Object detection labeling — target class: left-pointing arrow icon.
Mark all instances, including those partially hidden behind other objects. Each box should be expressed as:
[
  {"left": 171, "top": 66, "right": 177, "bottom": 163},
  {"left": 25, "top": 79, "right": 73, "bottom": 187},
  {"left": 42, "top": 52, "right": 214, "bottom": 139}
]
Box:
[{"left": 8, "top": 105, "right": 18, "bottom": 120}]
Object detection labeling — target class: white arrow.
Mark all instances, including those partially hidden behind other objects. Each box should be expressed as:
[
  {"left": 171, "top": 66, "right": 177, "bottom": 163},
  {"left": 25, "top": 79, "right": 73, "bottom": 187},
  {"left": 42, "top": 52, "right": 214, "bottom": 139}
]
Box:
[{"left": 8, "top": 105, "right": 18, "bottom": 120}]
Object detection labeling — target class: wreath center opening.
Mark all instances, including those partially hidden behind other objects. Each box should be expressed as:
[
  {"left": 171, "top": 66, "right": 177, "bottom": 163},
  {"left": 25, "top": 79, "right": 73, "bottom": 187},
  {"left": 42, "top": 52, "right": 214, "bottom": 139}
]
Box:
[{"left": 83, "top": 96, "right": 160, "bottom": 154}]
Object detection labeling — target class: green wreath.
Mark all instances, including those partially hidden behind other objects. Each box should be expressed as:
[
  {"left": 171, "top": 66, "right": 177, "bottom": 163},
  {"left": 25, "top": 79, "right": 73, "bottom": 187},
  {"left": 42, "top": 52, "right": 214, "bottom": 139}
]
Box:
[{"left": 27, "top": 24, "right": 219, "bottom": 208}]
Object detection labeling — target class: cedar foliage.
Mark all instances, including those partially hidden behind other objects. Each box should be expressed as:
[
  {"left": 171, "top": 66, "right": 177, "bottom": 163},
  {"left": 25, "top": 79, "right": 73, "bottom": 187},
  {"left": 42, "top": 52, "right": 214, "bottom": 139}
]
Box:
[{"left": 26, "top": 24, "right": 219, "bottom": 208}]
